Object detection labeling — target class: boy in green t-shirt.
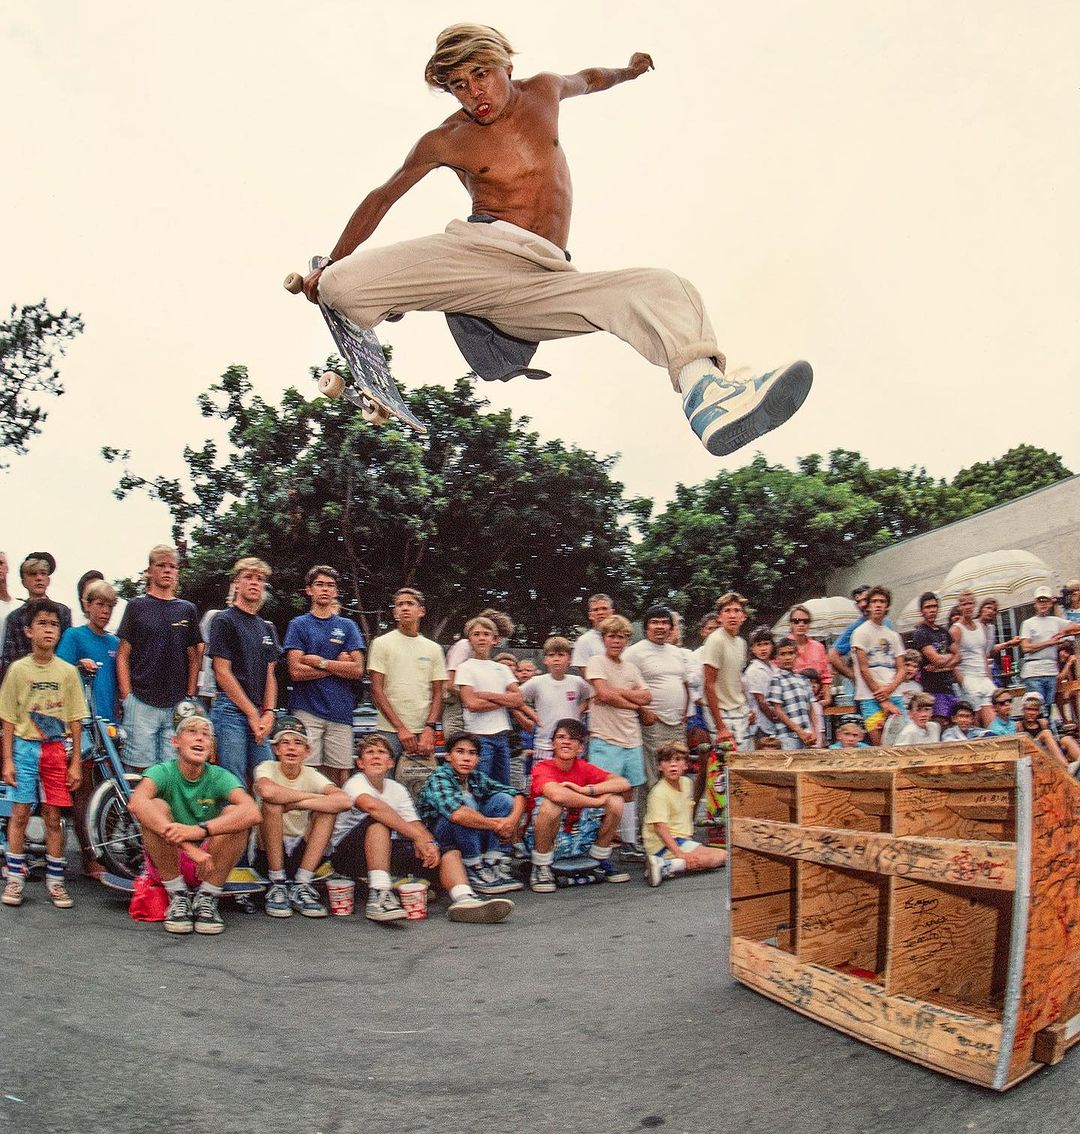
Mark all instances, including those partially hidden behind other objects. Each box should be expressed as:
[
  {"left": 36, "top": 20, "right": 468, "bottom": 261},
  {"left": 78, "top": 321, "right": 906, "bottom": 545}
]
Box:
[
  {"left": 0, "top": 599, "right": 88, "bottom": 909},
  {"left": 643, "top": 741, "right": 727, "bottom": 888},
  {"left": 127, "top": 704, "right": 262, "bottom": 935}
]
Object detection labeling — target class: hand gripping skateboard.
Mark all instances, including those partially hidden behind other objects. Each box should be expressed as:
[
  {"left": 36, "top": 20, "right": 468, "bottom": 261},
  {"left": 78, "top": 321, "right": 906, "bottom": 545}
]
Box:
[{"left": 284, "top": 257, "right": 427, "bottom": 435}]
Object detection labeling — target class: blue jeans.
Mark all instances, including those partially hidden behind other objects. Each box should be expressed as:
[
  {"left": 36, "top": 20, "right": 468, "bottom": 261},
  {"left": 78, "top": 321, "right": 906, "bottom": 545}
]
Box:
[
  {"left": 211, "top": 695, "right": 271, "bottom": 786},
  {"left": 122, "top": 694, "right": 175, "bottom": 769},
  {"left": 1023, "top": 675, "right": 1057, "bottom": 708},
  {"left": 477, "top": 732, "right": 512, "bottom": 786},
  {"left": 433, "top": 790, "right": 516, "bottom": 860}
]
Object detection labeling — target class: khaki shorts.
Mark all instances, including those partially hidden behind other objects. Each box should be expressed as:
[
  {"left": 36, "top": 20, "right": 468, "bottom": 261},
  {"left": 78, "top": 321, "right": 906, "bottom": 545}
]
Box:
[{"left": 297, "top": 711, "right": 354, "bottom": 770}]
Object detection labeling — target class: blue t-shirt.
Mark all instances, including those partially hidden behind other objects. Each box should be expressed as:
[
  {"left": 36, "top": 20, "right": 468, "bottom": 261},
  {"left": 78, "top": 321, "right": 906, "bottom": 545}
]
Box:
[
  {"left": 57, "top": 625, "right": 120, "bottom": 720},
  {"left": 208, "top": 606, "right": 282, "bottom": 706},
  {"left": 283, "top": 612, "right": 365, "bottom": 725},
  {"left": 987, "top": 716, "right": 1017, "bottom": 737}
]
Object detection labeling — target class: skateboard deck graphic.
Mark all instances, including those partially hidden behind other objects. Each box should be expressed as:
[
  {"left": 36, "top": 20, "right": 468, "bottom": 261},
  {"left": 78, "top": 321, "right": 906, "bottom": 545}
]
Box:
[
  {"left": 99, "top": 871, "right": 265, "bottom": 895},
  {"left": 284, "top": 257, "right": 427, "bottom": 435}
]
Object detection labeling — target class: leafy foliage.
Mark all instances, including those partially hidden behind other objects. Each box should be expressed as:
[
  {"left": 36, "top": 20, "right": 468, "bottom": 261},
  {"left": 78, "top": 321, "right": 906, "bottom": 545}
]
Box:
[
  {"left": 104, "top": 365, "right": 648, "bottom": 642},
  {"left": 0, "top": 301, "right": 84, "bottom": 467}
]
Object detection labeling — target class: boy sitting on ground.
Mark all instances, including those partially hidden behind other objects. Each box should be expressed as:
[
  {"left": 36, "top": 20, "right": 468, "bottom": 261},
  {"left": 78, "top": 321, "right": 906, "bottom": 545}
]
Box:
[
  {"left": 127, "top": 704, "right": 262, "bottom": 935},
  {"left": 526, "top": 717, "right": 632, "bottom": 892},
  {"left": 416, "top": 731, "right": 526, "bottom": 896},
  {"left": 0, "top": 598, "right": 88, "bottom": 909},
  {"left": 254, "top": 714, "right": 350, "bottom": 919},
  {"left": 643, "top": 740, "right": 727, "bottom": 887},
  {"left": 331, "top": 734, "right": 515, "bottom": 923}
]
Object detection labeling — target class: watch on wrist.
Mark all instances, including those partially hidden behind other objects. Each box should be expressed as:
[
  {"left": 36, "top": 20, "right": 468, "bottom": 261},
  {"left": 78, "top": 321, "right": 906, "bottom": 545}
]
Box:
[
  {"left": 424, "top": 721, "right": 438, "bottom": 730},
  {"left": 318, "top": 658, "right": 328, "bottom": 671},
  {"left": 199, "top": 822, "right": 212, "bottom": 839}
]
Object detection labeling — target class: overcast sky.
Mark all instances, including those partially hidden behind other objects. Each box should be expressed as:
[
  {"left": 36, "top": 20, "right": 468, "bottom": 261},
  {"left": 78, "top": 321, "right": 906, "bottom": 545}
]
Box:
[{"left": 2, "top": 0, "right": 1077, "bottom": 617}]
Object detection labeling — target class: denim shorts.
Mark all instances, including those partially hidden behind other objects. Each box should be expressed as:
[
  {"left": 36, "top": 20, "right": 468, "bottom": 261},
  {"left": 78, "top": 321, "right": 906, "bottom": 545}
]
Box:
[{"left": 587, "top": 737, "right": 645, "bottom": 787}]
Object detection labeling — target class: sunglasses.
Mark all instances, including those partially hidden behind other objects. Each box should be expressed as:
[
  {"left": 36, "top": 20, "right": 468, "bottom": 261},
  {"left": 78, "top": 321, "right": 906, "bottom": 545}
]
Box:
[{"left": 790, "top": 617, "right": 810, "bottom": 625}]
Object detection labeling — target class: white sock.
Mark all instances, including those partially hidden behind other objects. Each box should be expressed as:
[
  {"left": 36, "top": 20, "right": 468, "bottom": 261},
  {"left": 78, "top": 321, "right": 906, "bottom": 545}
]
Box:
[
  {"left": 531, "top": 849, "right": 554, "bottom": 867},
  {"left": 368, "top": 869, "right": 391, "bottom": 892},
  {"left": 198, "top": 882, "right": 223, "bottom": 897},
  {"left": 268, "top": 869, "right": 287, "bottom": 883},
  {"left": 667, "top": 858, "right": 688, "bottom": 876},
  {"left": 589, "top": 844, "right": 613, "bottom": 861},
  {"left": 677, "top": 357, "right": 723, "bottom": 396},
  {"left": 163, "top": 875, "right": 187, "bottom": 895},
  {"left": 619, "top": 801, "right": 638, "bottom": 845},
  {"left": 450, "top": 884, "right": 473, "bottom": 902},
  {"left": 294, "top": 868, "right": 315, "bottom": 885}
]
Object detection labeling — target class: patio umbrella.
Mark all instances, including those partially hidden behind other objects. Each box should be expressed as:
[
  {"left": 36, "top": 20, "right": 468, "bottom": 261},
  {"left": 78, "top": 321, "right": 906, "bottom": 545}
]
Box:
[
  {"left": 940, "top": 549, "right": 1055, "bottom": 607},
  {"left": 771, "top": 596, "right": 859, "bottom": 639}
]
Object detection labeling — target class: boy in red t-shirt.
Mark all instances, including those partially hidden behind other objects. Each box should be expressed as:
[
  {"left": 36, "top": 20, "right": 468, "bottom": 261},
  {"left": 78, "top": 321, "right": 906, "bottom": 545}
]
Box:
[{"left": 527, "top": 718, "right": 632, "bottom": 892}]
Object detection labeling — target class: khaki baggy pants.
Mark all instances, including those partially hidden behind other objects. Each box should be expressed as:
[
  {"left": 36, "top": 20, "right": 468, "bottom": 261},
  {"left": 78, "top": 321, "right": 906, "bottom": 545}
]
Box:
[{"left": 318, "top": 218, "right": 720, "bottom": 387}]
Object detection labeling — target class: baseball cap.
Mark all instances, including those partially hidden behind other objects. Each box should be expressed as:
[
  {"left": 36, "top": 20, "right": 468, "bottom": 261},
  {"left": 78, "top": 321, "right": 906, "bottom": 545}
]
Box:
[
  {"left": 1021, "top": 691, "right": 1044, "bottom": 704},
  {"left": 271, "top": 713, "right": 308, "bottom": 745},
  {"left": 174, "top": 700, "right": 213, "bottom": 734},
  {"left": 1033, "top": 586, "right": 1054, "bottom": 600}
]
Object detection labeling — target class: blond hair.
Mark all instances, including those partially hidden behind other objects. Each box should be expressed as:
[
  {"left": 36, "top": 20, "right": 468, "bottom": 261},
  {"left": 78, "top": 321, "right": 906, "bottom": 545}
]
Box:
[
  {"left": 543, "top": 635, "right": 572, "bottom": 656},
  {"left": 232, "top": 556, "right": 271, "bottom": 579},
  {"left": 464, "top": 615, "right": 497, "bottom": 637},
  {"left": 598, "top": 614, "right": 633, "bottom": 637},
  {"left": 84, "top": 580, "right": 118, "bottom": 606},
  {"left": 147, "top": 543, "right": 178, "bottom": 566},
  {"left": 424, "top": 24, "right": 514, "bottom": 90}
]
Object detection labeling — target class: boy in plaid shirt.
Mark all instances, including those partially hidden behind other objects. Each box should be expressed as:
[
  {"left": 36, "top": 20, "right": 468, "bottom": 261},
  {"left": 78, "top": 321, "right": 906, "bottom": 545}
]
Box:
[{"left": 766, "top": 638, "right": 816, "bottom": 751}]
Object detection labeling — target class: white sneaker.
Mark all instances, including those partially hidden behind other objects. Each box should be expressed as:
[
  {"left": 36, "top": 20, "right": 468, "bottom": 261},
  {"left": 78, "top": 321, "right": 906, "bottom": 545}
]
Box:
[
  {"left": 447, "top": 894, "right": 514, "bottom": 924},
  {"left": 683, "top": 360, "right": 813, "bottom": 456},
  {"left": 646, "top": 854, "right": 665, "bottom": 888}
]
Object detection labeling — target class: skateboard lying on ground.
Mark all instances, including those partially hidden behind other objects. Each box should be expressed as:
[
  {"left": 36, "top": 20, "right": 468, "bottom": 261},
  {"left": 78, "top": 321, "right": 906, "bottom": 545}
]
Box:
[
  {"left": 284, "top": 257, "right": 427, "bottom": 435},
  {"left": 99, "top": 870, "right": 265, "bottom": 896}
]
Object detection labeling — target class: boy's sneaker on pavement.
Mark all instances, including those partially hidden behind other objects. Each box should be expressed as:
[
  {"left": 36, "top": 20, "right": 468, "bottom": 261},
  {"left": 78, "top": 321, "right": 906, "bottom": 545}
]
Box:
[
  {"left": 618, "top": 842, "right": 646, "bottom": 863},
  {"left": 289, "top": 881, "right": 328, "bottom": 918},
  {"left": 47, "top": 883, "right": 74, "bottom": 909},
  {"left": 164, "top": 890, "right": 194, "bottom": 934},
  {"left": 589, "top": 858, "right": 630, "bottom": 884},
  {"left": 491, "top": 858, "right": 524, "bottom": 892},
  {"left": 447, "top": 894, "right": 514, "bottom": 924},
  {"left": 683, "top": 360, "right": 813, "bottom": 456},
  {"left": 529, "top": 863, "right": 557, "bottom": 893},
  {"left": 466, "top": 863, "right": 519, "bottom": 896},
  {"left": 365, "top": 888, "right": 408, "bottom": 923},
  {"left": 2, "top": 878, "right": 25, "bottom": 906},
  {"left": 264, "top": 881, "right": 292, "bottom": 918},
  {"left": 646, "top": 854, "right": 665, "bottom": 888},
  {"left": 192, "top": 891, "right": 225, "bottom": 935}
]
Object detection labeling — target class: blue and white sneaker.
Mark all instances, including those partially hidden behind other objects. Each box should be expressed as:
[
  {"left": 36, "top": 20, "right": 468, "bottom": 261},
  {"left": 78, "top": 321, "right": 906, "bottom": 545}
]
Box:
[
  {"left": 264, "top": 881, "right": 292, "bottom": 918},
  {"left": 683, "top": 360, "right": 813, "bottom": 456},
  {"left": 289, "top": 881, "right": 328, "bottom": 918},
  {"left": 588, "top": 857, "right": 630, "bottom": 884}
]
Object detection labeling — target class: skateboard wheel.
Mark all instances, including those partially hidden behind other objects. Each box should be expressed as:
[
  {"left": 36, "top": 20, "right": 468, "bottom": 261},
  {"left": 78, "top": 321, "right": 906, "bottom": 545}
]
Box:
[
  {"left": 318, "top": 372, "right": 345, "bottom": 399},
  {"left": 283, "top": 272, "right": 304, "bottom": 294},
  {"left": 362, "top": 401, "right": 390, "bottom": 426}
]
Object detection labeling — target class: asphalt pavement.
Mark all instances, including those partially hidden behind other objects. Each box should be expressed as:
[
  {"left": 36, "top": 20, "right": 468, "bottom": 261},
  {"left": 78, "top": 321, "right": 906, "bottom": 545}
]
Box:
[{"left": 1, "top": 863, "right": 1077, "bottom": 1134}]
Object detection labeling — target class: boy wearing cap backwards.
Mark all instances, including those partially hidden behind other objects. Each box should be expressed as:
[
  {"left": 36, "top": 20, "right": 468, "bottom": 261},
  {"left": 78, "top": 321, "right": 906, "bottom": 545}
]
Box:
[
  {"left": 829, "top": 715, "right": 870, "bottom": 749},
  {"left": 254, "top": 714, "right": 350, "bottom": 919},
  {"left": 127, "top": 705, "right": 262, "bottom": 935},
  {"left": 643, "top": 741, "right": 726, "bottom": 887},
  {"left": 0, "top": 598, "right": 87, "bottom": 908},
  {"left": 1, "top": 554, "right": 72, "bottom": 678},
  {"left": 332, "top": 733, "right": 515, "bottom": 924}
]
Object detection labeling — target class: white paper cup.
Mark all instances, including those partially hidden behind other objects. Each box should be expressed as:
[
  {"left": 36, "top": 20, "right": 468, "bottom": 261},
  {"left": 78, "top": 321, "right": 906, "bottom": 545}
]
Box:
[{"left": 326, "top": 877, "right": 355, "bottom": 917}]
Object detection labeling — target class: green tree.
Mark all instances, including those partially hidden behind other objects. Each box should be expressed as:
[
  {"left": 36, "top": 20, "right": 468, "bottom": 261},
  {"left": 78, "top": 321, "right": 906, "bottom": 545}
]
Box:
[
  {"left": 952, "top": 444, "right": 1071, "bottom": 501},
  {"left": 0, "top": 301, "right": 84, "bottom": 467},
  {"left": 104, "top": 366, "right": 648, "bottom": 643}
]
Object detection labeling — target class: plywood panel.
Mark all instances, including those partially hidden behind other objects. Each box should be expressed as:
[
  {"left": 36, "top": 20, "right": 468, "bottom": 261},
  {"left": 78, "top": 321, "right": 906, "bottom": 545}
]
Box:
[{"left": 798, "top": 863, "right": 888, "bottom": 975}]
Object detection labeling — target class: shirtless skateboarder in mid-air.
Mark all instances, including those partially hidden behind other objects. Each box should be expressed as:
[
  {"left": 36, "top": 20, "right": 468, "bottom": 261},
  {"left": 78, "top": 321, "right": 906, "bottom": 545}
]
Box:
[{"left": 301, "top": 23, "right": 812, "bottom": 456}]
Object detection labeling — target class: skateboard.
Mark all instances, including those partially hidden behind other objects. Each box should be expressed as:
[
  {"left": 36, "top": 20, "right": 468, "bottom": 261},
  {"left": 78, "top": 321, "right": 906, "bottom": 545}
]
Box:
[
  {"left": 99, "top": 870, "right": 265, "bottom": 896},
  {"left": 284, "top": 257, "right": 427, "bottom": 435},
  {"left": 551, "top": 855, "right": 603, "bottom": 887}
]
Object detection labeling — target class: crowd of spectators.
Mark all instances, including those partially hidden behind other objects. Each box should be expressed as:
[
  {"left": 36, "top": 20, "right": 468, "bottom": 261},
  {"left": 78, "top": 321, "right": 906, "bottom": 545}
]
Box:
[{"left": 1, "top": 544, "right": 1077, "bottom": 932}]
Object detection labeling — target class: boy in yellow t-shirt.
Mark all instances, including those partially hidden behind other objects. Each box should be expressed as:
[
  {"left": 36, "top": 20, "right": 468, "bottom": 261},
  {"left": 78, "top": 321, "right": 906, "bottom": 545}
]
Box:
[
  {"left": 0, "top": 599, "right": 88, "bottom": 908},
  {"left": 643, "top": 740, "right": 727, "bottom": 888}
]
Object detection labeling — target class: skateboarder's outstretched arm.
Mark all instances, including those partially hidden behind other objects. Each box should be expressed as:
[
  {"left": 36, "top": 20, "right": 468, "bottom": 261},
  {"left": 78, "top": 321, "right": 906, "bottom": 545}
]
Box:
[
  {"left": 552, "top": 52, "right": 654, "bottom": 98},
  {"left": 301, "top": 130, "right": 447, "bottom": 303}
]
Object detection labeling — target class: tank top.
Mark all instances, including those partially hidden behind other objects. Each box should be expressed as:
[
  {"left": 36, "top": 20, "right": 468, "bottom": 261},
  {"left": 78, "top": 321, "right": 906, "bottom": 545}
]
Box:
[{"left": 956, "top": 621, "right": 988, "bottom": 678}]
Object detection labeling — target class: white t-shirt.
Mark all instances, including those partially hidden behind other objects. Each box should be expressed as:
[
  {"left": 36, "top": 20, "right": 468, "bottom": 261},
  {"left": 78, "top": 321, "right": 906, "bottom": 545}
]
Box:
[
  {"left": 253, "top": 760, "right": 333, "bottom": 840},
  {"left": 623, "top": 639, "right": 689, "bottom": 726},
  {"left": 331, "top": 771, "right": 419, "bottom": 849},
  {"left": 455, "top": 656, "right": 515, "bottom": 734},
  {"left": 571, "top": 628, "right": 604, "bottom": 670},
  {"left": 743, "top": 658, "right": 776, "bottom": 735},
  {"left": 894, "top": 720, "right": 942, "bottom": 746},
  {"left": 1019, "top": 614, "right": 1072, "bottom": 678},
  {"left": 850, "top": 620, "right": 905, "bottom": 702},
  {"left": 367, "top": 629, "right": 447, "bottom": 733},
  {"left": 521, "top": 672, "right": 591, "bottom": 748}
]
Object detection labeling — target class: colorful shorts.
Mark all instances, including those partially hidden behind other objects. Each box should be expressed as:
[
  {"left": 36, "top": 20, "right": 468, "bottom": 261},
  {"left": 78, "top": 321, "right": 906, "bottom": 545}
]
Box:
[
  {"left": 11, "top": 737, "right": 73, "bottom": 808},
  {"left": 654, "top": 836, "right": 702, "bottom": 861},
  {"left": 858, "top": 696, "right": 906, "bottom": 733}
]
